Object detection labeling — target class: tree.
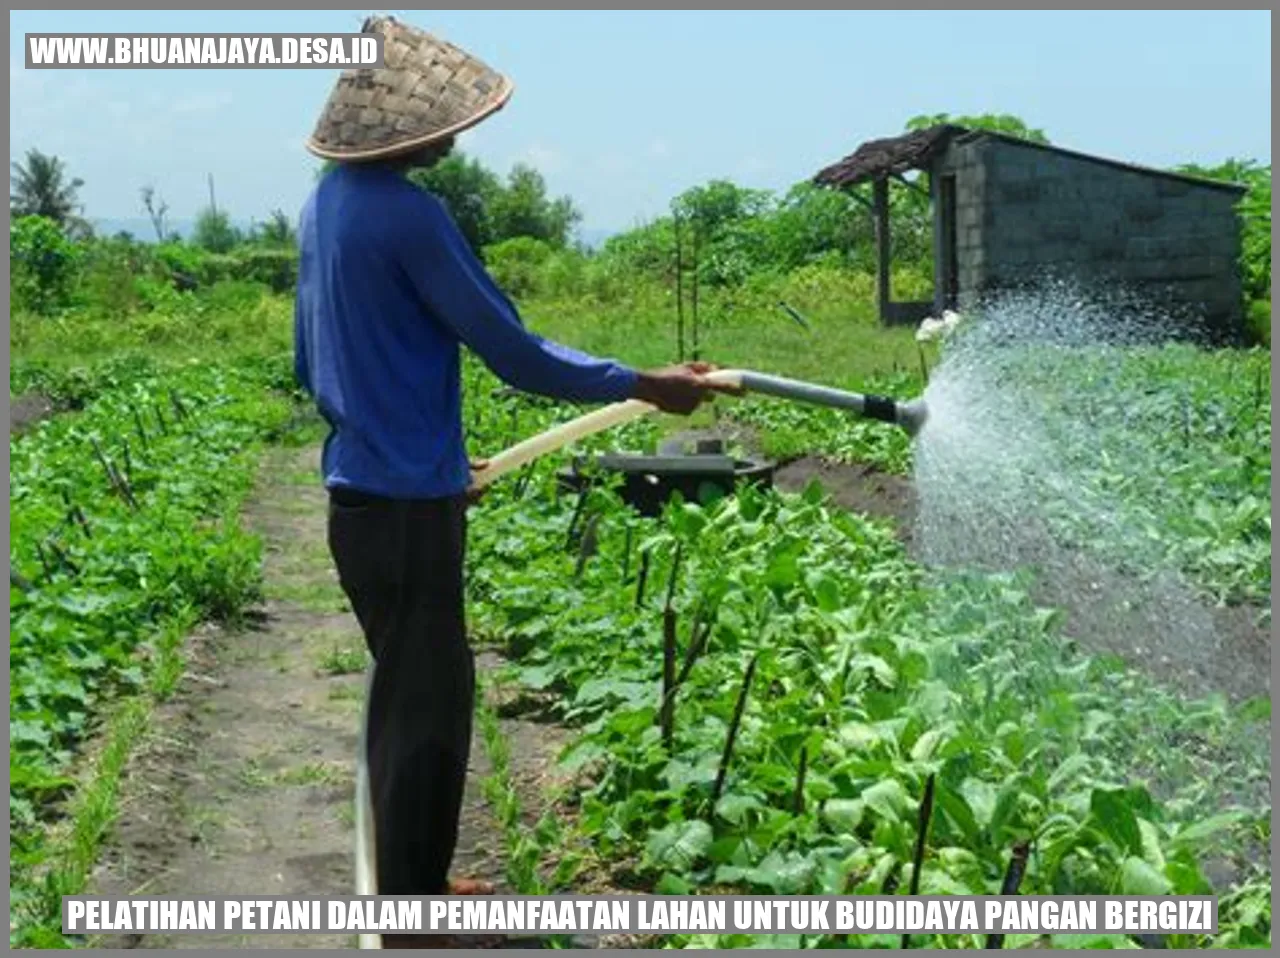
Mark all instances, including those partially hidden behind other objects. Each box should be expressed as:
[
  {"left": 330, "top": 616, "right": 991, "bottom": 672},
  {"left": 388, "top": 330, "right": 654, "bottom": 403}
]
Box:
[
  {"left": 488, "top": 164, "right": 581, "bottom": 248},
  {"left": 192, "top": 207, "right": 240, "bottom": 253},
  {"left": 766, "top": 182, "right": 868, "bottom": 270},
  {"left": 672, "top": 180, "right": 771, "bottom": 235},
  {"left": 140, "top": 185, "right": 170, "bottom": 243},
  {"left": 1176, "top": 159, "right": 1271, "bottom": 302},
  {"left": 409, "top": 153, "right": 502, "bottom": 252},
  {"left": 11, "top": 148, "right": 90, "bottom": 236},
  {"left": 10, "top": 215, "right": 80, "bottom": 314},
  {"left": 906, "top": 112, "right": 1049, "bottom": 144}
]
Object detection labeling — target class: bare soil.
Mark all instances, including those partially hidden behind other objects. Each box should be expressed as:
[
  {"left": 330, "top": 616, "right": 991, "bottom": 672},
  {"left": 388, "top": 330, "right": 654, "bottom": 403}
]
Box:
[{"left": 10, "top": 392, "right": 56, "bottom": 434}]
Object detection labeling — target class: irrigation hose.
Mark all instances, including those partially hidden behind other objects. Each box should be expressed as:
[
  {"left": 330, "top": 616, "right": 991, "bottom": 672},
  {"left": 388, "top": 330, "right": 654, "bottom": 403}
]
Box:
[{"left": 353, "top": 369, "right": 927, "bottom": 946}]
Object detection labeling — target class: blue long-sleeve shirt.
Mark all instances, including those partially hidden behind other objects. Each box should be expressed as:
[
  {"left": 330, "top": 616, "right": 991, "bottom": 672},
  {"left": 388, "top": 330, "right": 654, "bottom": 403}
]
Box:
[{"left": 293, "top": 163, "right": 638, "bottom": 499}]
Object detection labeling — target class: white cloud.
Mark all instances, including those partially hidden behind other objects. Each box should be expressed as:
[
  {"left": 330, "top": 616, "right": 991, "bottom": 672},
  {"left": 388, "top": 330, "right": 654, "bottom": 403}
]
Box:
[{"left": 647, "top": 137, "right": 671, "bottom": 159}]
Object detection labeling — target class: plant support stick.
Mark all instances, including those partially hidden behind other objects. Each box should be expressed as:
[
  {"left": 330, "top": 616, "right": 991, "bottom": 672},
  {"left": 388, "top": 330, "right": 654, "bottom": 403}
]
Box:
[{"left": 711, "top": 653, "right": 759, "bottom": 805}]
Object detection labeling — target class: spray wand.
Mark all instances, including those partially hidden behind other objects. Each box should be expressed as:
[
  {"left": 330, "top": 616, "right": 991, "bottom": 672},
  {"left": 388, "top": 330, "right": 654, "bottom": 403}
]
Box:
[{"left": 468, "top": 368, "right": 927, "bottom": 490}]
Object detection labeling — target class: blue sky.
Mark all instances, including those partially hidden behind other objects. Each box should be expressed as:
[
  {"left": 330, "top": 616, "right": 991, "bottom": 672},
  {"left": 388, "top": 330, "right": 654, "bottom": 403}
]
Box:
[{"left": 9, "top": 9, "right": 1272, "bottom": 237}]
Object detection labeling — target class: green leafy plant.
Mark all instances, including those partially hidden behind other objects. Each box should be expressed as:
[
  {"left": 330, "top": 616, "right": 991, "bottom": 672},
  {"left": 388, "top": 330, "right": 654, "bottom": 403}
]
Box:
[
  {"left": 10, "top": 215, "right": 81, "bottom": 315},
  {"left": 9, "top": 359, "right": 295, "bottom": 943}
]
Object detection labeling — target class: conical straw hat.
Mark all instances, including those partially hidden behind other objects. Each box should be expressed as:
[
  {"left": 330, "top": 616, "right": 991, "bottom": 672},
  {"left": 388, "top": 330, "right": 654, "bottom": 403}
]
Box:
[{"left": 306, "top": 15, "right": 513, "bottom": 162}]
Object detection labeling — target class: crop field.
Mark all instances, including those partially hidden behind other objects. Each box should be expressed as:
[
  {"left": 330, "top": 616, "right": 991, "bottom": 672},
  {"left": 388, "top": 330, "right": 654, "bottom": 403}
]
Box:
[
  {"left": 10, "top": 319, "right": 1274, "bottom": 951},
  {"left": 7, "top": 129, "right": 1272, "bottom": 949},
  {"left": 458, "top": 354, "right": 1272, "bottom": 948}
]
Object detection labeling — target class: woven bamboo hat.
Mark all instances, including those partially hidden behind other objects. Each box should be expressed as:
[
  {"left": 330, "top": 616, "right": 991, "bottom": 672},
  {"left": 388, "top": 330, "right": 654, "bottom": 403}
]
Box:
[{"left": 305, "top": 15, "right": 513, "bottom": 162}]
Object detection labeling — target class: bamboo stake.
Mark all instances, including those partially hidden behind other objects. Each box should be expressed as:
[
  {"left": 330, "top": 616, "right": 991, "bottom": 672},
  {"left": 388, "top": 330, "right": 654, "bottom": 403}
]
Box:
[
  {"left": 131, "top": 405, "right": 149, "bottom": 449},
  {"left": 710, "top": 653, "right": 759, "bottom": 804},
  {"left": 984, "top": 840, "right": 1031, "bottom": 949},
  {"left": 621, "top": 526, "right": 634, "bottom": 582},
  {"left": 792, "top": 746, "right": 808, "bottom": 816},
  {"left": 35, "top": 541, "right": 52, "bottom": 579},
  {"left": 564, "top": 487, "right": 589, "bottom": 550},
  {"left": 675, "top": 602, "right": 712, "bottom": 687},
  {"left": 664, "top": 542, "right": 684, "bottom": 612},
  {"left": 901, "top": 772, "right": 937, "bottom": 949},
  {"left": 89, "top": 438, "right": 118, "bottom": 494},
  {"left": 573, "top": 512, "right": 601, "bottom": 580},
  {"left": 660, "top": 608, "right": 677, "bottom": 752},
  {"left": 690, "top": 215, "right": 701, "bottom": 362},
  {"left": 674, "top": 209, "right": 685, "bottom": 362},
  {"left": 111, "top": 460, "right": 139, "bottom": 511},
  {"left": 67, "top": 505, "right": 91, "bottom": 539},
  {"left": 48, "top": 539, "right": 80, "bottom": 577},
  {"left": 634, "top": 549, "right": 651, "bottom": 608}
]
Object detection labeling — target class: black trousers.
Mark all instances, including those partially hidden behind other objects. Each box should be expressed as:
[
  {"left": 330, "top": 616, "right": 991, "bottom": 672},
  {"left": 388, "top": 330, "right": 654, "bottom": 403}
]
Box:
[{"left": 327, "top": 488, "right": 474, "bottom": 895}]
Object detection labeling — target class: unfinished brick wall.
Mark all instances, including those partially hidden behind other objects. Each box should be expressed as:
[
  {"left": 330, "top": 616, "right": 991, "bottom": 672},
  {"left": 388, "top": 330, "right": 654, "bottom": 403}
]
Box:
[{"left": 938, "top": 136, "right": 1244, "bottom": 339}]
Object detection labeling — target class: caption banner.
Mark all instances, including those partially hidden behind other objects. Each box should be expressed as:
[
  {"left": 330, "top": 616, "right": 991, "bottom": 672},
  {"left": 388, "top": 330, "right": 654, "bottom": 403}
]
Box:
[
  {"left": 64, "top": 895, "right": 1217, "bottom": 936},
  {"left": 26, "top": 34, "right": 384, "bottom": 69}
]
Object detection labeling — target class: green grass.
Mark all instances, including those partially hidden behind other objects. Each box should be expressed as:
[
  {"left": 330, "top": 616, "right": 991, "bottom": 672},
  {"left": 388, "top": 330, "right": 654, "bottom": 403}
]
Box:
[
  {"left": 317, "top": 644, "right": 369, "bottom": 676},
  {"left": 276, "top": 760, "right": 347, "bottom": 787},
  {"left": 10, "top": 282, "right": 293, "bottom": 374},
  {"left": 265, "top": 579, "right": 348, "bottom": 612}
]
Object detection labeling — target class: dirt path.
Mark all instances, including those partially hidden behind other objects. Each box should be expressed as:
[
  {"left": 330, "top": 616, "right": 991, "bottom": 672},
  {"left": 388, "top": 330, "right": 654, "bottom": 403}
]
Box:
[{"left": 88, "top": 445, "right": 541, "bottom": 949}]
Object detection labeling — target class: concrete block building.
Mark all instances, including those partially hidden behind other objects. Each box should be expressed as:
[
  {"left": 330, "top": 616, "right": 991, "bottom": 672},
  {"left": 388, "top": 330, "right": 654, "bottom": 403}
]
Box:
[{"left": 813, "top": 125, "right": 1246, "bottom": 340}]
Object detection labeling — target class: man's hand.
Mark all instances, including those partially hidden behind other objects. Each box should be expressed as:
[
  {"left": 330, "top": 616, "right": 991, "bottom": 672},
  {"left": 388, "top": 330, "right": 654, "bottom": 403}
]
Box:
[
  {"left": 632, "top": 362, "right": 742, "bottom": 416},
  {"left": 466, "top": 458, "right": 490, "bottom": 505}
]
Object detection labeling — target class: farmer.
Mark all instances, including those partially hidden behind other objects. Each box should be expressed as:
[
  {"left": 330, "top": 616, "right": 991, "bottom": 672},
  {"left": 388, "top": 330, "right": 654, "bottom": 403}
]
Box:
[{"left": 294, "top": 16, "right": 730, "bottom": 945}]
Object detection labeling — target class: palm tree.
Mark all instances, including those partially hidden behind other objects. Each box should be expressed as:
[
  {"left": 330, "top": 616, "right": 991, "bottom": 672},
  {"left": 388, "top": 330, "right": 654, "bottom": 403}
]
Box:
[{"left": 11, "top": 149, "right": 89, "bottom": 235}]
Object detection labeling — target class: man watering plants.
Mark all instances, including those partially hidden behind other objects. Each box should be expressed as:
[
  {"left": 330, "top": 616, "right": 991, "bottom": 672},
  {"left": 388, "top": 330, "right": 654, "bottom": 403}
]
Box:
[{"left": 294, "top": 16, "right": 729, "bottom": 946}]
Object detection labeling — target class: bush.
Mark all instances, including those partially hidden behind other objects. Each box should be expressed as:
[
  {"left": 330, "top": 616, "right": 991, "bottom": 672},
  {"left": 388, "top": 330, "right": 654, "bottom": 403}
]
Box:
[
  {"left": 74, "top": 235, "right": 170, "bottom": 316},
  {"left": 231, "top": 247, "right": 297, "bottom": 294},
  {"left": 154, "top": 241, "right": 201, "bottom": 276},
  {"left": 484, "top": 236, "right": 557, "bottom": 299},
  {"left": 196, "top": 253, "right": 240, "bottom": 287},
  {"left": 10, "top": 216, "right": 80, "bottom": 315}
]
